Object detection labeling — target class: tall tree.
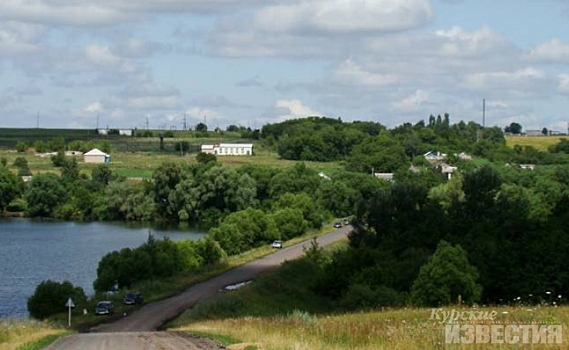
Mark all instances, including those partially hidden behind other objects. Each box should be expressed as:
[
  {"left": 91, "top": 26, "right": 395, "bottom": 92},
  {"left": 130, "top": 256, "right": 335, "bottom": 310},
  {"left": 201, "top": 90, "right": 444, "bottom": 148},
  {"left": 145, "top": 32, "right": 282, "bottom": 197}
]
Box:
[
  {"left": 0, "top": 167, "right": 23, "bottom": 212},
  {"left": 25, "top": 174, "right": 67, "bottom": 217},
  {"left": 411, "top": 240, "right": 481, "bottom": 306}
]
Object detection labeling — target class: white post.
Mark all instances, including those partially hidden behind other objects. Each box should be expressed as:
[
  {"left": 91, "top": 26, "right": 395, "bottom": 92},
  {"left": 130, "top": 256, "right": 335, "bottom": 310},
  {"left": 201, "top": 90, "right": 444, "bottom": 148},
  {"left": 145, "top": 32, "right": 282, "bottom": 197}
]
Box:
[{"left": 65, "top": 298, "right": 75, "bottom": 328}]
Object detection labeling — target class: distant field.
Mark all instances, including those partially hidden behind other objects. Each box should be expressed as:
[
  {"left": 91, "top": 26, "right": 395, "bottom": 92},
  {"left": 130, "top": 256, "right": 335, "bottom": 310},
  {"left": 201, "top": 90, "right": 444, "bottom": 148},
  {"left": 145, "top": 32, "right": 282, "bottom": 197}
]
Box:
[
  {"left": 506, "top": 135, "right": 569, "bottom": 151},
  {"left": 0, "top": 148, "right": 342, "bottom": 179}
]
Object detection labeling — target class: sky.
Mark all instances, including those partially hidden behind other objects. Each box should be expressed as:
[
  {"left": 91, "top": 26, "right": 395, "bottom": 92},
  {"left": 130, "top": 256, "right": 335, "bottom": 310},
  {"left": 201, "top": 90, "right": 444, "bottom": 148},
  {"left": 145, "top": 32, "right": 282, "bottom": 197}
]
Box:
[{"left": 1, "top": 0, "right": 569, "bottom": 132}]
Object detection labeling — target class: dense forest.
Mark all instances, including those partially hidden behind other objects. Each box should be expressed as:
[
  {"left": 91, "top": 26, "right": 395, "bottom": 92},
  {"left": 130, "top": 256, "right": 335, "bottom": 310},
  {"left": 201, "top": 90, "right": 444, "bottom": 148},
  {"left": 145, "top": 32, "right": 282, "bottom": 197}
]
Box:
[{"left": 4, "top": 116, "right": 569, "bottom": 313}]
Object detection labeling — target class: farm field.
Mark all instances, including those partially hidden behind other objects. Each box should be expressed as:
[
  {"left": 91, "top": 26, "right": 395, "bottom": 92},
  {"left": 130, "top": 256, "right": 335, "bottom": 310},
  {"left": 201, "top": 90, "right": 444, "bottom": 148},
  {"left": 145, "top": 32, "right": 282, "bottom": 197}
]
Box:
[
  {"left": 0, "top": 129, "right": 343, "bottom": 179},
  {"left": 0, "top": 149, "right": 342, "bottom": 179},
  {"left": 506, "top": 135, "right": 569, "bottom": 151}
]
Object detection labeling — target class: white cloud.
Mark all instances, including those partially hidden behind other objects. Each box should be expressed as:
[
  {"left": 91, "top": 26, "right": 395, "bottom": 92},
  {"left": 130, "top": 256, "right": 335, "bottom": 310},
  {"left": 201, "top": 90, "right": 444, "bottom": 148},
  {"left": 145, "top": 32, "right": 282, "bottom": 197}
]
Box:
[
  {"left": 465, "top": 67, "right": 546, "bottom": 89},
  {"left": 392, "top": 90, "right": 429, "bottom": 112},
  {"left": 0, "top": 0, "right": 263, "bottom": 27},
  {"left": 0, "top": 0, "right": 126, "bottom": 26},
  {"left": 184, "top": 107, "right": 223, "bottom": 125},
  {"left": 275, "top": 99, "right": 321, "bottom": 121},
  {"left": 333, "top": 58, "right": 398, "bottom": 87},
  {"left": 84, "top": 102, "right": 104, "bottom": 113},
  {"left": 527, "top": 38, "right": 569, "bottom": 64},
  {"left": 559, "top": 74, "right": 569, "bottom": 92},
  {"left": 252, "top": 0, "right": 434, "bottom": 34},
  {"left": 85, "top": 45, "right": 120, "bottom": 67},
  {"left": 487, "top": 101, "right": 509, "bottom": 109},
  {"left": 435, "top": 26, "right": 511, "bottom": 57},
  {"left": 0, "top": 21, "right": 43, "bottom": 55}
]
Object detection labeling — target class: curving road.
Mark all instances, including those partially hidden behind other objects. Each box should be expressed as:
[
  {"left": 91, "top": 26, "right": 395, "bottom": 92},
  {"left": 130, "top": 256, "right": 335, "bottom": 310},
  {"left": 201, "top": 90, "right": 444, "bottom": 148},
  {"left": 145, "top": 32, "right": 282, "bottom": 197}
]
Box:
[{"left": 45, "top": 225, "right": 351, "bottom": 350}]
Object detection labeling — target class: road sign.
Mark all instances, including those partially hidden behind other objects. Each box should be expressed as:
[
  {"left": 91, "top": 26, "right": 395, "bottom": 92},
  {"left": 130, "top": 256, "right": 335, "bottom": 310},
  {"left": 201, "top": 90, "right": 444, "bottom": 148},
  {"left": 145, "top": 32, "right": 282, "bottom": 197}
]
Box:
[
  {"left": 65, "top": 298, "right": 75, "bottom": 308},
  {"left": 66, "top": 298, "right": 75, "bottom": 327}
]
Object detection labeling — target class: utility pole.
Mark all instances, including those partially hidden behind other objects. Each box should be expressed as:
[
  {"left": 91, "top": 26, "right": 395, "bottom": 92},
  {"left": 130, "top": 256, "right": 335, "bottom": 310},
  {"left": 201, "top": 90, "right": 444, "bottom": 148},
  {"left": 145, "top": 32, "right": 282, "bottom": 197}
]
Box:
[
  {"left": 145, "top": 117, "right": 149, "bottom": 130},
  {"left": 482, "top": 98, "right": 486, "bottom": 128}
]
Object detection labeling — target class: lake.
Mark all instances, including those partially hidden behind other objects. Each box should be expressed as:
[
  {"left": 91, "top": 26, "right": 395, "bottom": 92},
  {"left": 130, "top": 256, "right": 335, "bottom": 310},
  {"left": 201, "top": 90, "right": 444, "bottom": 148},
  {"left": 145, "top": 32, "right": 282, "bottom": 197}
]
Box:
[{"left": 0, "top": 219, "right": 205, "bottom": 319}]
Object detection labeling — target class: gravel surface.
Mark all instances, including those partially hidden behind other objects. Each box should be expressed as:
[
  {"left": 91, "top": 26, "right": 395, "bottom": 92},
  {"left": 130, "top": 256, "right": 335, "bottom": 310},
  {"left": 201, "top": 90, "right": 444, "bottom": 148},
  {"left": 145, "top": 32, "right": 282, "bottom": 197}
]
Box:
[{"left": 45, "top": 226, "right": 351, "bottom": 349}]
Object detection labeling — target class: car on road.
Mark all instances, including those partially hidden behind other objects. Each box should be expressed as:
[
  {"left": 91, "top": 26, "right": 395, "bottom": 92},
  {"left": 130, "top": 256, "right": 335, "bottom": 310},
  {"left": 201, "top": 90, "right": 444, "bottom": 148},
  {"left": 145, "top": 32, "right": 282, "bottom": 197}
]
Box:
[
  {"left": 333, "top": 222, "right": 342, "bottom": 228},
  {"left": 94, "top": 301, "right": 114, "bottom": 315},
  {"left": 123, "top": 291, "right": 143, "bottom": 305},
  {"left": 343, "top": 218, "right": 350, "bottom": 225},
  {"left": 271, "top": 240, "right": 283, "bottom": 249}
]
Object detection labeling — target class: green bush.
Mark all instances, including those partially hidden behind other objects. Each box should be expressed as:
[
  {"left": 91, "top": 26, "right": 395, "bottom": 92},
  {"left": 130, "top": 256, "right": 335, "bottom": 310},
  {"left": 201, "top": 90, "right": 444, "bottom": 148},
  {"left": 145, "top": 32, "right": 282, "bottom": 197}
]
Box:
[
  {"left": 410, "top": 240, "right": 482, "bottom": 307},
  {"left": 27, "top": 280, "right": 87, "bottom": 320}
]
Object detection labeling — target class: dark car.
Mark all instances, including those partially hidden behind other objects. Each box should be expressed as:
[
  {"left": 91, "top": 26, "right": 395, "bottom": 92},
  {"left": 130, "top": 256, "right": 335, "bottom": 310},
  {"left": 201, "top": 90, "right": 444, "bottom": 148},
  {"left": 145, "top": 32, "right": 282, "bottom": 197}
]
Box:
[
  {"left": 94, "top": 301, "right": 114, "bottom": 315},
  {"left": 123, "top": 291, "right": 143, "bottom": 305},
  {"left": 333, "top": 222, "right": 342, "bottom": 228}
]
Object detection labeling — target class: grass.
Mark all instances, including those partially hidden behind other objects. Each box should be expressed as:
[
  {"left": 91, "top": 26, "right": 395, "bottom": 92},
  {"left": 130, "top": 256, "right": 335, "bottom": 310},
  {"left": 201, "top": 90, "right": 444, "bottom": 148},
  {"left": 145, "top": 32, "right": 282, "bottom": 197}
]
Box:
[
  {"left": 0, "top": 147, "right": 342, "bottom": 180},
  {"left": 0, "top": 319, "right": 69, "bottom": 350},
  {"left": 170, "top": 243, "right": 569, "bottom": 349},
  {"left": 506, "top": 135, "right": 569, "bottom": 151},
  {"left": 174, "top": 306, "right": 569, "bottom": 349}
]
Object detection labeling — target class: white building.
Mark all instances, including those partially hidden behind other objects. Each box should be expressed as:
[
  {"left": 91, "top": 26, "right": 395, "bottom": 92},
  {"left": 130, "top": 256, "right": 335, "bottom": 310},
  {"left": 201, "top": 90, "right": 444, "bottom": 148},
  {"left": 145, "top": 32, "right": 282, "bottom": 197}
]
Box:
[
  {"left": 201, "top": 143, "right": 253, "bottom": 156},
  {"left": 84, "top": 148, "right": 110, "bottom": 163}
]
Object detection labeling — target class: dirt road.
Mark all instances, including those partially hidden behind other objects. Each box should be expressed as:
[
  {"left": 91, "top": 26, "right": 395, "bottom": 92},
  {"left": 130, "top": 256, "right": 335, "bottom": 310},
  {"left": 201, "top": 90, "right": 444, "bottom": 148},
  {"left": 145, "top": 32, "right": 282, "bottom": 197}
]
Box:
[{"left": 45, "top": 226, "right": 351, "bottom": 349}]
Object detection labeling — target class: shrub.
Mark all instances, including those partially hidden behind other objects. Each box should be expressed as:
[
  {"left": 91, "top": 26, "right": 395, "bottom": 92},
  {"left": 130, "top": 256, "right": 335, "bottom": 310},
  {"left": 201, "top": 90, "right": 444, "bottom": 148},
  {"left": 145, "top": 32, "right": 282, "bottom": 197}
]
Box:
[
  {"left": 27, "top": 280, "right": 87, "bottom": 320},
  {"left": 411, "top": 240, "right": 482, "bottom": 306}
]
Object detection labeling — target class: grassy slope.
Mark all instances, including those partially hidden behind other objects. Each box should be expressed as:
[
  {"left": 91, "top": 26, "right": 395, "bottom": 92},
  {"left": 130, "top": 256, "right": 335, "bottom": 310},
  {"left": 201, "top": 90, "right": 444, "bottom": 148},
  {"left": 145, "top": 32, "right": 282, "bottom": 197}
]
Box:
[
  {"left": 175, "top": 307, "right": 569, "bottom": 350},
  {"left": 0, "top": 320, "right": 69, "bottom": 350},
  {"left": 170, "top": 248, "right": 569, "bottom": 349}
]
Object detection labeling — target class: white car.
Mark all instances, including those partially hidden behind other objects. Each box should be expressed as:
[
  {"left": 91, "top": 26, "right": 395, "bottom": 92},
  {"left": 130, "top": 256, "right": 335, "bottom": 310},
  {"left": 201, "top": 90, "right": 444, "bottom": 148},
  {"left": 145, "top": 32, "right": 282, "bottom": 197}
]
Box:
[{"left": 271, "top": 240, "right": 283, "bottom": 249}]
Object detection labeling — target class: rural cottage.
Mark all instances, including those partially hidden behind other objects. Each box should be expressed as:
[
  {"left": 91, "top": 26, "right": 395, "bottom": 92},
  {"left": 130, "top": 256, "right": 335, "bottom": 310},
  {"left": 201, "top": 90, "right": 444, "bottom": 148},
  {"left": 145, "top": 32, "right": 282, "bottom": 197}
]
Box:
[{"left": 84, "top": 148, "right": 110, "bottom": 163}]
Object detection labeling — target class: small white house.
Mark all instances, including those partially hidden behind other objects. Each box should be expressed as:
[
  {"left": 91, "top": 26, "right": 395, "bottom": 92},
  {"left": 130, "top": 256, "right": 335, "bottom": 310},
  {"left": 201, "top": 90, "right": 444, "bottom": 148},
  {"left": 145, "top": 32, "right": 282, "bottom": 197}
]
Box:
[
  {"left": 201, "top": 143, "right": 253, "bottom": 156},
  {"left": 84, "top": 148, "right": 110, "bottom": 163},
  {"left": 201, "top": 145, "right": 215, "bottom": 154},
  {"left": 374, "top": 173, "right": 394, "bottom": 181},
  {"left": 424, "top": 151, "right": 447, "bottom": 162}
]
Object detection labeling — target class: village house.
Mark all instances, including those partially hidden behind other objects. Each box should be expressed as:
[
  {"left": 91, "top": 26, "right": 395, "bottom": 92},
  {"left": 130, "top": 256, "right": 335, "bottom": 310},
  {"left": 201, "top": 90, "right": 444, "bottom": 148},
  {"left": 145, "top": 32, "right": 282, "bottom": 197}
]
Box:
[{"left": 84, "top": 148, "right": 110, "bottom": 163}]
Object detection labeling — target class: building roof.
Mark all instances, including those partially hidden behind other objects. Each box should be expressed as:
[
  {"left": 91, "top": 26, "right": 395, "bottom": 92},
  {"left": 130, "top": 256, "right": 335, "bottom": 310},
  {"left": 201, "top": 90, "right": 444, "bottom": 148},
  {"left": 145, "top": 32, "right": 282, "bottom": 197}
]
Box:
[
  {"left": 84, "top": 148, "right": 108, "bottom": 156},
  {"left": 218, "top": 143, "right": 253, "bottom": 147}
]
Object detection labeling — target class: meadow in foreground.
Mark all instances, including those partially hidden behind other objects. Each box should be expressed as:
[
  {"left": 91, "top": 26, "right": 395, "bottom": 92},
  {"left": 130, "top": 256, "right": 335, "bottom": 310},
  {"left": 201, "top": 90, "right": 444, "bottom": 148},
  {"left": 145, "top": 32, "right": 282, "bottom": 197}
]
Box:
[{"left": 175, "top": 306, "right": 569, "bottom": 350}]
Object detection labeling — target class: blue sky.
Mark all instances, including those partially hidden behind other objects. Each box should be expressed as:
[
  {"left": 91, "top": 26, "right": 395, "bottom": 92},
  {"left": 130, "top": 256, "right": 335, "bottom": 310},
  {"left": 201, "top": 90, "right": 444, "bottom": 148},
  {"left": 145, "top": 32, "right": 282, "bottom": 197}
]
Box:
[{"left": 1, "top": 0, "right": 569, "bottom": 132}]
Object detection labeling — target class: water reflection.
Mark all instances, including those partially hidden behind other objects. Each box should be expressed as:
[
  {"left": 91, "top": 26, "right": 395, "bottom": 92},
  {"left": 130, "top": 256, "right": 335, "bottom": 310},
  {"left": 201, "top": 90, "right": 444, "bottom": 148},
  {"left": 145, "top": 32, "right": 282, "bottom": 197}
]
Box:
[{"left": 0, "top": 218, "right": 205, "bottom": 318}]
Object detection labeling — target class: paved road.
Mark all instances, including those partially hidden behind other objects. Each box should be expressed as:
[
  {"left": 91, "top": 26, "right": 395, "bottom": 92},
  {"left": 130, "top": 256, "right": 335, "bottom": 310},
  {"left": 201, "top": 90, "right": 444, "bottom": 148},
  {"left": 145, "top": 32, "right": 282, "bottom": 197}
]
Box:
[{"left": 45, "top": 226, "right": 351, "bottom": 349}]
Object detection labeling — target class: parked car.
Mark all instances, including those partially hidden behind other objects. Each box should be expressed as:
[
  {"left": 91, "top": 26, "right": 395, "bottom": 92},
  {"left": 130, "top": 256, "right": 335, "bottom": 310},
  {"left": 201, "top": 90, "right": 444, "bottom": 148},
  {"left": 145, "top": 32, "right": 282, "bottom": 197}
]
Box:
[
  {"left": 123, "top": 291, "right": 143, "bottom": 305},
  {"left": 333, "top": 222, "right": 342, "bottom": 228},
  {"left": 343, "top": 218, "right": 350, "bottom": 225},
  {"left": 94, "top": 301, "right": 114, "bottom": 315},
  {"left": 271, "top": 240, "right": 283, "bottom": 249}
]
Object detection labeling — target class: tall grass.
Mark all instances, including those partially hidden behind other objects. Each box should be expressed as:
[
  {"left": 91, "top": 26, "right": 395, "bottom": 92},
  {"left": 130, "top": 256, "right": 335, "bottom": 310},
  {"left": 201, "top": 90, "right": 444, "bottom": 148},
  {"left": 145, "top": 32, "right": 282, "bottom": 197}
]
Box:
[
  {"left": 175, "top": 307, "right": 569, "bottom": 349},
  {"left": 171, "top": 246, "right": 568, "bottom": 349},
  {"left": 0, "top": 319, "right": 68, "bottom": 350}
]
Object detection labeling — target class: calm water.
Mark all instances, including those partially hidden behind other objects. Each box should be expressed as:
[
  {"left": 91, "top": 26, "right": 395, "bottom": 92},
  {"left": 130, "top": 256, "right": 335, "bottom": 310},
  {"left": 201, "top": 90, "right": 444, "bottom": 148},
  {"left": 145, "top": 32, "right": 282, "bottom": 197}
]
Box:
[{"left": 0, "top": 219, "right": 205, "bottom": 318}]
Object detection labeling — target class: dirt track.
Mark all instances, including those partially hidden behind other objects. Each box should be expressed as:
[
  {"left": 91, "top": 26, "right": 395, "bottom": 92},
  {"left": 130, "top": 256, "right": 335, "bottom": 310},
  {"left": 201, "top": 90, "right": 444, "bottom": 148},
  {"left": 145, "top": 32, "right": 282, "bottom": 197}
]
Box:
[{"left": 45, "top": 226, "right": 351, "bottom": 349}]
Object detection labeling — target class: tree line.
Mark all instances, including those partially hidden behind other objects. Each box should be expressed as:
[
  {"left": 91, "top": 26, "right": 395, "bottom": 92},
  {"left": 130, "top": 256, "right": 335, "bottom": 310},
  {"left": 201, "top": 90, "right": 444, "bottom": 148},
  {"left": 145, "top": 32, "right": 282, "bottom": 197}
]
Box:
[
  {"left": 11, "top": 115, "right": 569, "bottom": 318},
  {"left": 261, "top": 116, "right": 569, "bottom": 169}
]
